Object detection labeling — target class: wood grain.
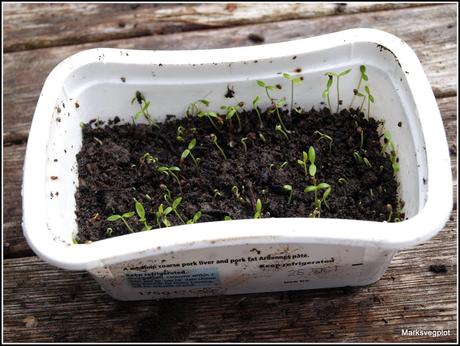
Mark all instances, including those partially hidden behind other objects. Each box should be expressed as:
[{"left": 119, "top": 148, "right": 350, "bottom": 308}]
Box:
[
  {"left": 4, "top": 96, "right": 457, "bottom": 259},
  {"left": 3, "top": 2, "right": 429, "bottom": 52},
  {"left": 3, "top": 5, "right": 457, "bottom": 145},
  {"left": 3, "top": 208, "right": 456, "bottom": 342}
]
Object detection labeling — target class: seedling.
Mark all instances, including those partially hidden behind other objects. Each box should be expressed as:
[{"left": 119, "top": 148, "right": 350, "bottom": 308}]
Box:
[
  {"left": 381, "top": 130, "right": 399, "bottom": 174},
  {"left": 198, "top": 110, "right": 220, "bottom": 132},
  {"left": 323, "top": 69, "right": 352, "bottom": 113},
  {"left": 322, "top": 73, "right": 334, "bottom": 110},
  {"left": 279, "top": 161, "right": 288, "bottom": 170},
  {"left": 232, "top": 186, "right": 245, "bottom": 203},
  {"left": 314, "top": 130, "right": 333, "bottom": 152},
  {"left": 176, "top": 125, "right": 186, "bottom": 142},
  {"left": 258, "top": 132, "right": 267, "bottom": 143},
  {"left": 158, "top": 166, "right": 181, "bottom": 187},
  {"left": 364, "top": 85, "right": 375, "bottom": 119},
  {"left": 131, "top": 91, "right": 159, "bottom": 128},
  {"left": 210, "top": 133, "right": 227, "bottom": 160},
  {"left": 181, "top": 138, "right": 200, "bottom": 167},
  {"left": 224, "top": 216, "right": 233, "bottom": 221},
  {"left": 186, "top": 99, "right": 209, "bottom": 117},
  {"left": 297, "top": 151, "right": 309, "bottom": 177},
  {"left": 283, "top": 72, "right": 304, "bottom": 115},
  {"left": 386, "top": 204, "right": 393, "bottom": 222},
  {"left": 253, "top": 199, "right": 263, "bottom": 219},
  {"left": 107, "top": 211, "right": 135, "bottom": 233},
  {"left": 308, "top": 146, "right": 317, "bottom": 177},
  {"left": 213, "top": 189, "right": 223, "bottom": 198},
  {"left": 221, "top": 104, "right": 242, "bottom": 130},
  {"left": 349, "top": 65, "right": 368, "bottom": 108},
  {"left": 140, "top": 152, "right": 157, "bottom": 165},
  {"left": 134, "top": 198, "right": 152, "bottom": 231},
  {"left": 304, "top": 183, "right": 331, "bottom": 217},
  {"left": 155, "top": 203, "right": 172, "bottom": 228},
  {"left": 241, "top": 137, "right": 248, "bottom": 153},
  {"left": 252, "top": 96, "right": 264, "bottom": 128},
  {"left": 105, "top": 228, "right": 113, "bottom": 237},
  {"left": 167, "top": 196, "right": 186, "bottom": 224},
  {"left": 353, "top": 151, "right": 372, "bottom": 167},
  {"left": 275, "top": 124, "right": 289, "bottom": 140},
  {"left": 338, "top": 177, "right": 348, "bottom": 185},
  {"left": 283, "top": 185, "right": 293, "bottom": 204},
  {"left": 257, "top": 80, "right": 288, "bottom": 132},
  {"left": 186, "top": 211, "right": 202, "bottom": 224}
]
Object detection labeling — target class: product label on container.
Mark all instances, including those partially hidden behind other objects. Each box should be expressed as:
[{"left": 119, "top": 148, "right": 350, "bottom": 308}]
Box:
[
  {"left": 96, "top": 243, "right": 368, "bottom": 300},
  {"left": 126, "top": 267, "right": 220, "bottom": 288}
]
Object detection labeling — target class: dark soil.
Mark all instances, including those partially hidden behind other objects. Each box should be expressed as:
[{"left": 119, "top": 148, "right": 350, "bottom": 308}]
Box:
[{"left": 75, "top": 106, "right": 402, "bottom": 243}]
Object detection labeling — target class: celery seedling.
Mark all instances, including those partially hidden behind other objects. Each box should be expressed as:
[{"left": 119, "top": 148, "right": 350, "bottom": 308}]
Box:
[
  {"left": 232, "top": 186, "right": 245, "bottom": 203},
  {"left": 140, "top": 152, "right": 157, "bottom": 165},
  {"left": 308, "top": 146, "right": 317, "bottom": 177},
  {"left": 283, "top": 185, "right": 293, "bottom": 204},
  {"left": 304, "top": 182, "right": 331, "bottom": 217},
  {"left": 275, "top": 124, "right": 289, "bottom": 140},
  {"left": 134, "top": 198, "right": 152, "bottom": 231},
  {"left": 241, "top": 137, "right": 248, "bottom": 153},
  {"left": 186, "top": 99, "right": 209, "bottom": 117},
  {"left": 198, "top": 111, "right": 220, "bottom": 132},
  {"left": 297, "top": 151, "right": 308, "bottom": 177},
  {"left": 323, "top": 69, "right": 351, "bottom": 113},
  {"left": 107, "top": 211, "right": 135, "bottom": 233},
  {"left": 257, "top": 80, "right": 288, "bottom": 132},
  {"left": 176, "top": 125, "right": 186, "bottom": 142},
  {"left": 155, "top": 203, "right": 172, "bottom": 228},
  {"left": 181, "top": 138, "right": 200, "bottom": 167},
  {"left": 314, "top": 131, "right": 333, "bottom": 152},
  {"left": 252, "top": 96, "right": 264, "bottom": 128},
  {"left": 349, "top": 65, "right": 368, "bottom": 108},
  {"left": 381, "top": 130, "right": 399, "bottom": 174},
  {"left": 322, "top": 73, "right": 334, "bottom": 110},
  {"left": 131, "top": 91, "right": 159, "bottom": 128},
  {"left": 158, "top": 166, "right": 181, "bottom": 187},
  {"left": 253, "top": 199, "right": 262, "bottom": 219},
  {"left": 186, "top": 211, "right": 202, "bottom": 224},
  {"left": 338, "top": 177, "right": 348, "bottom": 185},
  {"left": 258, "top": 132, "right": 267, "bottom": 143},
  {"left": 364, "top": 85, "right": 374, "bottom": 119},
  {"left": 221, "top": 104, "right": 242, "bottom": 130},
  {"left": 210, "top": 133, "right": 227, "bottom": 160},
  {"left": 170, "top": 197, "right": 186, "bottom": 224},
  {"left": 353, "top": 151, "right": 372, "bottom": 168},
  {"left": 283, "top": 72, "right": 304, "bottom": 115},
  {"left": 224, "top": 216, "right": 233, "bottom": 221}
]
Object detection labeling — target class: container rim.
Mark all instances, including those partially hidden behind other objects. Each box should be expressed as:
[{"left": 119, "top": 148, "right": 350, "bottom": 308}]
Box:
[{"left": 22, "top": 28, "right": 453, "bottom": 270}]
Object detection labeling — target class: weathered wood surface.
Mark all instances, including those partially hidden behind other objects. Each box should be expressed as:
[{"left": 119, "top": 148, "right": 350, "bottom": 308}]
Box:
[
  {"left": 3, "top": 2, "right": 429, "bottom": 52},
  {"left": 3, "top": 3, "right": 457, "bottom": 343},
  {"left": 3, "top": 207, "right": 456, "bottom": 342},
  {"left": 4, "top": 96, "right": 457, "bottom": 259},
  {"left": 3, "top": 5, "right": 457, "bottom": 145}
]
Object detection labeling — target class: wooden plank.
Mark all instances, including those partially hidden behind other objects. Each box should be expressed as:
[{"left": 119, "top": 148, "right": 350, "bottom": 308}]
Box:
[
  {"left": 3, "top": 3, "right": 430, "bottom": 52},
  {"left": 3, "top": 207, "right": 456, "bottom": 342},
  {"left": 3, "top": 95, "right": 457, "bottom": 259},
  {"left": 3, "top": 5, "right": 457, "bottom": 145}
]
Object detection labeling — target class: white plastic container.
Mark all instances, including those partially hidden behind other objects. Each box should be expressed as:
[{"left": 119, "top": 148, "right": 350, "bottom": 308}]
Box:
[{"left": 23, "top": 29, "right": 452, "bottom": 300}]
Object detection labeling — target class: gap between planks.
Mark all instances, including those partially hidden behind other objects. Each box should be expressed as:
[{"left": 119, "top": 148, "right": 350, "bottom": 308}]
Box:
[
  {"left": 3, "top": 2, "right": 434, "bottom": 53},
  {"left": 3, "top": 4, "right": 458, "bottom": 145}
]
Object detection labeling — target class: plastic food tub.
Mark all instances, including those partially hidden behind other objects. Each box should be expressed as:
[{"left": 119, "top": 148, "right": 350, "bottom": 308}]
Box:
[{"left": 23, "top": 28, "right": 452, "bottom": 300}]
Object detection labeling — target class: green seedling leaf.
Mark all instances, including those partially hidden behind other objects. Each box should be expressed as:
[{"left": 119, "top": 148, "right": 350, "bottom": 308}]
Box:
[
  {"left": 256, "top": 80, "right": 266, "bottom": 87},
  {"left": 308, "top": 146, "right": 316, "bottom": 163},
  {"left": 317, "top": 183, "right": 331, "bottom": 190},
  {"left": 122, "top": 212, "right": 135, "bottom": 218},
  {"left": 135, "top": 200, "right": 145, "bottom": 220},
  {"left": 224, "top": 216, "right": 232, "bottom": 221},
  {"left": 309, "top": 164, "right": 317, "bottom": 177},
  {"left": 172, "top": 197, "right": 182, "bottom": 209},
  {"left": 181, "top": 149, "right": 190, "bottom": 160},
  {"left": 164, "top": 207, "right": 173, "bottom": 215},
  {"left": 338, "top": 68, "right": 352, "bottom": 77},
  {"left": 107, "top": 215, "right": 121, "bottom": 221},
  {"left": 304, "top": 185, "right": 317, "bottom": 193},
  {"left": 283, "top": 185, "right": 292, "bottom": 191},
  {"left": 188, "top": 138, "right": 196, "bottom": 150}
]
